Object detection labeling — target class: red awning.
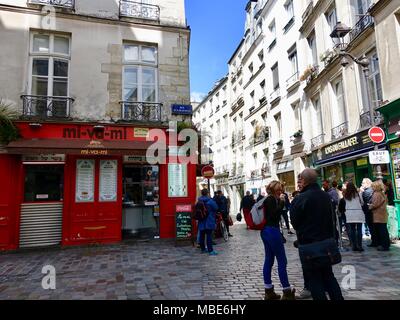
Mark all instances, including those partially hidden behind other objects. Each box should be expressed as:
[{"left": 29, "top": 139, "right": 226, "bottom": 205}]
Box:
[{"left": 6, "top": 139, "right": 159, "bottom": 156}]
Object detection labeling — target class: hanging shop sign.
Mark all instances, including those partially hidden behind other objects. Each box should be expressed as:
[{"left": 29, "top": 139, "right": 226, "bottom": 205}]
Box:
[
  {"left": 99, "top": 160, "right": 118, "bottom": 202},
  {"left": 168, "top": 164, "right": 188, "bottom": 197},
  {"left": 76, "top": 159, "right": 95, "bottom": 202},
  {"left": 369, "top": 150, "right": 390, "bottom": 165}
]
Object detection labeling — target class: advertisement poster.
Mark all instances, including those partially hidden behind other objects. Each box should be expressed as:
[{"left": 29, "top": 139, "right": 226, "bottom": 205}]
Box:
[
  {"left": 76, "top": 159, "right": 95, "bottom": 202},
  {"left": 99, "top": 160, "right": 118, "bottom": 202},
  {"left": 390, "top": 143, "right": 400, "bottom": 198},
  {"left": 168, "top": 164, "right": 187, "bottom": 197}
]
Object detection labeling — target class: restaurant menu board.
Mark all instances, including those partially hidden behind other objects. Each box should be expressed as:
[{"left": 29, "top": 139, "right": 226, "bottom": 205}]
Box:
[
  {"left": 99, "top": 160, "right": 118, "bottom": 202},
  {"left": 76, "top": 160, "right": 95, "bottom": 202},
  {"left": 175, "top": 205, "right": 193, "bottom": 240},
  {"left": 168, "top": 164, "right": 187, "bottom": 197},
  {"left": 390, "top": 143, "right": 400, "bottom": 198}
]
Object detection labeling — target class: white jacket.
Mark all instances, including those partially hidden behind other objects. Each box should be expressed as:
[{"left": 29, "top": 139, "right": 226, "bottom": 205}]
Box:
[{"left": 345, "top": 196, "right": 365, "bottom": 224}]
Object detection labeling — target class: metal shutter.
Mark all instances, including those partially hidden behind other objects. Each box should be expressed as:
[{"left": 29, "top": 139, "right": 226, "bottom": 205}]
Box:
[{"left": 19, "top": 203, "right": 63, "bottom": 248}]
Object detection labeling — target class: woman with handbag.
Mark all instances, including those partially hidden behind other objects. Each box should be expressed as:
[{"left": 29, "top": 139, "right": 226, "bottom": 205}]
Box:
[
  {"left": 369, "top": 181, "right": 390, "bottom": 251},
  {"left": 261, "top": 181, "right": 295, "bottom": 300},
  {"left": 342, "top": 182, "right": 365, "bottom": 252}
]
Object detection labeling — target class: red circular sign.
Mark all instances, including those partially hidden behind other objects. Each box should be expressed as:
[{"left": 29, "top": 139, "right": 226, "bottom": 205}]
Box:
[
  {"left": 201, "top": 165, "right": 215, "bottom": 179},
  {"left": 368, "top": 127, "right": 385, "bottom": 144}
]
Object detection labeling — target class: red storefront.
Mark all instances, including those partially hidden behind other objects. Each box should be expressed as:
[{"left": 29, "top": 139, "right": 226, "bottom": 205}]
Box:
[{"left": 0, "top": 121, "right": 197, "bottom": 251}]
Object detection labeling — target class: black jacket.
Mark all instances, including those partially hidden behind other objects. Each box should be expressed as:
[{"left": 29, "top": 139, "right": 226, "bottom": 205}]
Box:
[
  {"left": 290, "top": 183, "right": 336, "bottom": 245},
  {"left": 263, "top": 195, "right": 284, "bottom": 228},
  {"left": 362, "top": 187, "right": 373, "bottom": 214},
  {"left": 240, "top": 195, "right": 255, "bottom": 210}
]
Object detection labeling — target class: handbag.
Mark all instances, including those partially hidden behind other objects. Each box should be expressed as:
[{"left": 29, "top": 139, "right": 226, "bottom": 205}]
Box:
[
  {"left": 228, "top": 215, "right": 234, "bottom": 226},
  {"left": 298, "top": 203, "right": 342, "bottom": 270},
  {"left": 236, "top": 212, "right": 242, "bottom": 222}
]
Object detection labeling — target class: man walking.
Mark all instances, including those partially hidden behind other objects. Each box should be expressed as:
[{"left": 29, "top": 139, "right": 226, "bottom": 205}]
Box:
[
  {"left": 197, "top": 189, "right": 219, "bottom": 256},
  {"left": 291, "top": 169, "right": 344, "bottom": 301},
  {"left": 240, "top": 191, "right": 256, "bottom": 229},
  {"left": 215, "top": 191, "right": 233, "bottom": 237}
]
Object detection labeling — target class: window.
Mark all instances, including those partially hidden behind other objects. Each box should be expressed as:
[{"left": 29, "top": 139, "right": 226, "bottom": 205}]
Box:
[
  {"left": 364, "top": 51, "right": 383, "bottom": 109},
  {"left": 253, "top": 153, "right": 258, "bottom": 168},
  {"left": 258, "top": 50, "right": 264, "bottom": 62},
  {"left": 216, "top": 120, "right": 221, "bottom": 141},
  {"left": 326, "top": 6, "right": 338, "bottom": 32},
  {"left": 250, "top": 91, "right": 255, "bottom": 109},
  {"left": 288, "top": 46, "right": 298, "bottom": 76},
  {"left": 29, "top": 33, "right": 71, "bottom": 116},
  {"left": 248, "top": 62, "right": 254, "bottom": 74},
  {"left": 123, "top": 44, "right": 158, "bottom": 103},
  {"left": 269, "top": 20, "right": 276, "bottom": 39},
  {"left": 331, "top": 77, "right": 347, "bottom": 126},
  {"left": 257, "top": 20, "right": 263, "bottom": 37},
  {"left": 284, "top": 0, "right": 294, "bottom": 21},
  {"left": 272, "top": 63, "right": 280, "bottom": 90},
  {"left": 308, "top": 32, "right": 318, "bottom": 66},
  {"left": 223, "top": 115, "right": 228, "bottom": 138},
  {"left": 292, "top": 103, "right": 302, "bottom": 131},
  {"left": 311, "top": 96, "right": 323, "bottom": 136},
  {"left": 274, "top": 113, "right": 282, "bottom": 139},
  {"left": 260, "top": 80, "right": 266, "bottom": 98}
]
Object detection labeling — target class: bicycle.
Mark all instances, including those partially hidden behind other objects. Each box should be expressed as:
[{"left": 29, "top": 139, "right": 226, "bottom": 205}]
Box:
[{"left": 215, "top": 212, "right": 229, "bottom": 242}]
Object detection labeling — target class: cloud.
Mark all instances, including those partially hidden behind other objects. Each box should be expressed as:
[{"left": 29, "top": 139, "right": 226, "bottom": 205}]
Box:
[{"left": 191, "top": 92, "right": 206, "bottom": 102}]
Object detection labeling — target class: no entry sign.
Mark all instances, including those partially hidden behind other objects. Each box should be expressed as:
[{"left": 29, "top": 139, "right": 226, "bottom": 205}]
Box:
[
  {"left": 201, "top": 165, "right": 215, "bottom": 179},
  {"left": 368, "top": 127, "right": 385, "bottom": 144}
]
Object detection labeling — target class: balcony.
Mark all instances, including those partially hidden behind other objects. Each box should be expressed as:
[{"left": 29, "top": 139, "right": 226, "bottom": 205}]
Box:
[
  {"left": 261, "top": 163, "right": 271, "bottom": 178},
  {"left": 302, "top": 0, "right": 314, "bottom": 23},
  {"left": 28, "top": 0, "right": 75, "bottom": 9},
  {"left": 349, "top": 14, "right": 374, "bottom": 43},
  {"left": 331, "top": 122, "right": 349, "bottom": 140},
  {"left": 251, "top": 169, "right": 261, "bottom": 179},
  {"left": 270, "top": 87, "right": 281, "bottom": 104},
  {"left": 21, "top": 95, "right": 73, "bottom": 119},
  {"left": 120, "top": 0, "right": 160, "bottom": 21},
  {"left": 250, "top": 127, "right": 269, "bottom": 146},
  {"left": 286, "top": 72, "right": 300, "bottom": 90},
  {"left": 359, "top": 110, "right": 384, "bottom": 129},
  {"left": 311, "top": 134, "right": 325, "bottom": 149},
  {"left": 120, "top": 101, "right": 162, "bottom": 122}
]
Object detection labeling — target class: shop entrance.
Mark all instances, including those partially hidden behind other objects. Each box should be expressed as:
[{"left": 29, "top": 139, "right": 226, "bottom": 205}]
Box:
[
  {"left": 20, "top": 164, "right": 64, "bottom": 248},
  {"left": 122, "top": 165, "right": 160, "bottom": 239}
]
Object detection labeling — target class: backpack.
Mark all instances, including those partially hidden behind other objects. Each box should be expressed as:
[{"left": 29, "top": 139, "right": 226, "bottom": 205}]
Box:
[
  {"left": 193, "top": 200, "right": 208, "bottom": 221},
  {"left": 250, "top": 197, "right": 268, "bottom": 230}
]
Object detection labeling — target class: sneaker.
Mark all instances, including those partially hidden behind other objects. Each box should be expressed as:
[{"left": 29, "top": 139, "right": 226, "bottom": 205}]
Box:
[
  {"left": 228, "top": 234, "right": 233, "bottom": 237},
  {"left": 209, "top": 251, "right": 218, "bottom": 256},
  {"left": 295, "top": 288, "right": 312, "bottom": 300}
]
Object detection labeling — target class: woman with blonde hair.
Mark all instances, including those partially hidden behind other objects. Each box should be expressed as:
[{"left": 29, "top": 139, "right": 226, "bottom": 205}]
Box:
[
  {"left": 261, "top": 181, "right": 295, "bottom": 300},
  {"left": 369, "top": 181, "right": 390, "bottom": 251}
]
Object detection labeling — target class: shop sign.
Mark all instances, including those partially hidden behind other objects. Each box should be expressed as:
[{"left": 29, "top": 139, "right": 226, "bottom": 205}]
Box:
[
  {"left": 76, "top": 160, "right": 95, "bottom": 202},
  {"left": 314, "top": 130, "right": 375, "bottom": 164},
  {"left": 134, "top": 128, "right": 150, "bottom": 138},
  {"left": 168, "top": 164, "right": 188, "bottom": 197},
  {"left": 80, "top": 140, "right": 108, "bottom": 155},
  {"left": 175, "top": 204, "right": 193, "bottom": 241},
  {"left": 356, "top": 158, "right": 368, "bottom": 167},
  {"left": 99, "top": 160, "right": 117, "bottom": 202},
  {"left": 369, "top": 150, "right": 390, "bottom": 165},
  {"left": 171, "top": 104, "right": 193, "bottom": 115},
  {"left": 22, "top": 154, "right": 65, "bottom": 162},
  {"left": 123, "top": 155, "right": 158, "bottom": 163},
  {"left": 390, "top": 143, "right": 400, "bottom": 198}
]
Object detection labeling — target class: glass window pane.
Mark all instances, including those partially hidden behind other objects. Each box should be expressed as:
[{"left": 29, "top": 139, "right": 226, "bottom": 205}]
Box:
[
  {"left": 32, "top": 59, "right": 49, "bottom": 76},
  {"left": 142, "top": 86, "right": 156, "bottom": 102},
  {"left": 24, "top": 165, "right": 64, "bottom": 202},
  {"left": 142, "top": 68, "right": 155, "bottom": 84},
  {"left": 54, "top": 60, "right": 68, "bottom": 77},
  {"left": 124, "top": 67, "right": 138, "bottom": 85},
  {"left": 124, "top": 88, "right": 138, "bottom": 102},
  {"left": 31, "top": 77, "right": 48, "bottom": 96},
  {"left": 54, "top": 36, "right": 70, "bottom": 55},
  {"left": 33, "top": 34, "right": 49, "bottom": 53},
  {"left": 124, "top": 45, "right": 139, "bottom": 62},
  {"left": 53, "top": 78, "right": 68, "bottom": 96},
  {"left": 141, "top": 46, "right": 157, "bottom": 63}
]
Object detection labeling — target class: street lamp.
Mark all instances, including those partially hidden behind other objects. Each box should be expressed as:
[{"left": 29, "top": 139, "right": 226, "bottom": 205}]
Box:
[{"left": 330, "top": 21, "right": 383, "bottom": 179}]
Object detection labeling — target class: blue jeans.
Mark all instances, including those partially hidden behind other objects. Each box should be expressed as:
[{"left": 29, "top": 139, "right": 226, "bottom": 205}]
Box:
[
  {"left": 199, "top": 229, "right": 213, "bottom": 252},
  {"left": 260, "top": 226, "right": 290, "bottom": 289}
]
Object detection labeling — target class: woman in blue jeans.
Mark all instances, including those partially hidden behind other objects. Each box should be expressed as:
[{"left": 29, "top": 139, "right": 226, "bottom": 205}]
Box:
[{"left": 261, "top": 181, "right": 296, "bottom": 300}]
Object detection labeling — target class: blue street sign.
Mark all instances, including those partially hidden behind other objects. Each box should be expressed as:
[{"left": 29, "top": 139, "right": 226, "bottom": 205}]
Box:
[{"left": 171, "top": 104, "right": 193, "bottom": 115}]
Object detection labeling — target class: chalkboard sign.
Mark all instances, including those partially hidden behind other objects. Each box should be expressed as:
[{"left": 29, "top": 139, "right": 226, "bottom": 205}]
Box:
[{"left": 175, "top": 205, "right": 193, "bottom": 241}]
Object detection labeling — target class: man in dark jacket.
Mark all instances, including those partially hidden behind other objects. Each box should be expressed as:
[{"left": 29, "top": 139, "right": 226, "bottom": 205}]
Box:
[
  {"left": 240, "top": 191, "right": 256, "bottom": 229},
  {"left": 214, "top": 191, "right": 232, "bottom": 237},
  {"left": 291, "top": 169, "right": 344, "bottom": 301}
]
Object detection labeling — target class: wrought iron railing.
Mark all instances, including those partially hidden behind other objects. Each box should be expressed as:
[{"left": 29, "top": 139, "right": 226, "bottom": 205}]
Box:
[
  {"left": 28, "top": 0, "right": 75, "bottom": 8},
  {"left": 270, "top": 87, "right": 281, "bottom": 102},
  {"left": 21, "top": 95, "right": 73, "bottom": 118},
  {"left": 349, "top": 14, "right": 374, "bottom": 43},
  {"left": 120, "top": 101, "right": 162, "bottom": 122},
  {"left": 331, "top": 122, "right": 349, "bottom": 140},
  {"left": 262, "top": 164, "right": 271, "bottom": 178},
  {"left": 311, "top": 134, "right": 325, "bottom": 149},
  {"left": 286, "top": 72, "right": 299, "bottom": 88},
  {"left": 359, "top": 110, "right": 384, "bottom": 129},
  {"left": 120, "top": 0, "right": 160, "bottom": 21}
]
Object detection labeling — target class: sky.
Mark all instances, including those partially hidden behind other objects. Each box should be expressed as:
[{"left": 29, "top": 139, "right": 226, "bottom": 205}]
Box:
[{"left": 185, "top": 0, "right": 248, "bottom": 102}]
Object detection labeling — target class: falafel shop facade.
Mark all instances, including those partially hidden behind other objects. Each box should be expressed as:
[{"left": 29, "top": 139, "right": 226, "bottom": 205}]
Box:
[{"left": 0, "top": 121, "right": 197, "bottom": 251}]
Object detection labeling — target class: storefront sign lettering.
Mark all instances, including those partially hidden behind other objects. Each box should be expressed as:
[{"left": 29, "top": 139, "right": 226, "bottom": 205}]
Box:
[
  {"left": 325, "top": 137, "right": 359, "bottom": 155},
  {"left": 80, "top": 149, "right": 108, "bottom": 155},
  {"left": 22, "top": 154, "right": 65, "bottom": 162},
  {"left": 63, "top": 127, "right": 127, "bottom": 140}
]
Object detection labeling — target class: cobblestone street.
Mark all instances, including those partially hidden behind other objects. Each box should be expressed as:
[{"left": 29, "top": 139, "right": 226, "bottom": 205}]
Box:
[{"left": 0, "top": 221, "right": 399, "bottom": 300}]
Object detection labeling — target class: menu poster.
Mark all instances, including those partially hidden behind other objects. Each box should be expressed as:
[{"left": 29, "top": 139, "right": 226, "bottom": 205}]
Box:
[
  {"left": 76, "top": 160, "right": 95, "bottom": 202},
  {"left": 99, "top": 160, "right": 118, "bottom": 202},
  {"left": 390, "top": 143, "right": 400, "bottom": 198},
  {"left": 168, "top": 164, "right": 187, "bottom": 197}
]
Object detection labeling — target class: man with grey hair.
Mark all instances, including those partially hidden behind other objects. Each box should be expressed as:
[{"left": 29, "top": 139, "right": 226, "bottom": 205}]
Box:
[{"left": 291, "top": 168, "right": 344, "bottom": 300}]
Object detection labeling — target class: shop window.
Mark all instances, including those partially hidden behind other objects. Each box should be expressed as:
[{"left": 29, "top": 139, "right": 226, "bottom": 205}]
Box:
[{"left": 24, "top": 165, "right": 64, "bottom": 202}]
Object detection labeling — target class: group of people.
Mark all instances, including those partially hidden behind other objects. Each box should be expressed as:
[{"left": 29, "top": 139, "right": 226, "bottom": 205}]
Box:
[{"left": 196, "top": 189, "right": 233, "bottom": 256}]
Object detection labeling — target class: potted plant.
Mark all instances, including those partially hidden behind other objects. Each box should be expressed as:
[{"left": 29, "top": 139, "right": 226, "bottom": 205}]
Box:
[
  {"left": 276, "top": 139, "right": 283, "bottom": 147},
  {"left": 300, "top": 65, "right": 318, "bottom": 82},
  {"left": 293, "top": 129, "right": 303, "bottom": 138},
  {"left": 0, "top": 100, "right": 19, "bottom": 145}
]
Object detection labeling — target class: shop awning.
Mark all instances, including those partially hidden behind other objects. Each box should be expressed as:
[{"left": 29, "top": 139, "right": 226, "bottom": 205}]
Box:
[{"left": 5, "top": 139, "right": 160, "bottom": 156}]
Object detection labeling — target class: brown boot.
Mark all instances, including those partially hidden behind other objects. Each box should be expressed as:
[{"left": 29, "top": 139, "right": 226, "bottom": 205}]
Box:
[
  {"left": 264, "top": 287, "right": 281, "bottom": 300},
  {"left": 281, "top": 288, "right": 296, "bottom": 300}
]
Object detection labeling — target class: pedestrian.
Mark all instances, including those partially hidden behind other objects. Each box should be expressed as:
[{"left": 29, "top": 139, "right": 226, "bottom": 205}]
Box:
[
  {"left": 240, "top": 191, "right": 256, "bottom": 229},
  {"left": 215, "top": 190, "right": 233, "bottom": 237},
  {"left": 369, "top": 181, "right": 391, "bottom": 251},
  {"left": 197, "top": 189, "right": 219, "bottom": 256},
  {"left": 342, "top": 182, "right": 365, "bottom": 252},
  {"left": 261, "top": 181, "right": 296, "bottom": 300},
  {"left": 384, "top": 179, "right": 395, "bottom": 206},
  {"left": 291, "top": 169, "right": 344, "bottom": 301},
  {"left": 257, "top": 192, "right": 266, "bottom": 202},
  {"left": 322, "top": 180, "right": 339, "bottom": 212},
  {"left": 361, "top": 178, "right": 378, "bottom": 247},
  {"left": 280, "top": 185, "right": 294, "bottom": 235}
]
